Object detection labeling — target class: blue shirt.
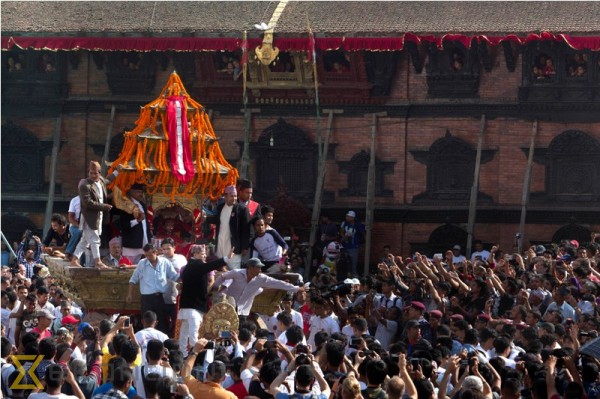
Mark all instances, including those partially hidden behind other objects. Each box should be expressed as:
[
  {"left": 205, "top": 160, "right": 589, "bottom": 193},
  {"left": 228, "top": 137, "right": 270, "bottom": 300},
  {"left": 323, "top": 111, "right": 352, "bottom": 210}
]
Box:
[
  {"left": 93, "top": 382, "right": 137, "bottom": 399},
  {"left": 129, "top": 257, "right": 179, "bottom": 295}
]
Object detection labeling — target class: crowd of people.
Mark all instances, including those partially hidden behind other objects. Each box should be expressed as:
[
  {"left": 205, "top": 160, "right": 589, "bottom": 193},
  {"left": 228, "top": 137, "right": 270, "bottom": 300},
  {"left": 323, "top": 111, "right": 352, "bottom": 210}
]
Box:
[{"left": 2, "top": 161, "right": 600, "bottom": 399}]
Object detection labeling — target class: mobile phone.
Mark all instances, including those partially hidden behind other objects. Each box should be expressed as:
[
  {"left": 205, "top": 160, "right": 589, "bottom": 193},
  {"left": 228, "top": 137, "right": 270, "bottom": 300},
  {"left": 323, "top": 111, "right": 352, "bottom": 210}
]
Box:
[
  {"left": 220, "top": 331, "right": 231, "bottom": 339},
  {"left": 169, "top": 384, "right": 177, "bottom": 394},
  {"left": 350, "top": 337, "right": 361, "bottom": 349},
  {"left": 411, "top": 358, "right": 419, "bottom": 368},
  {"left": 123, "top": 318, "right": 131, "bottom": 328},
  {"left": 391, "top": 354, "right": 400, "bottom": 362},
  {"left": 267, "top": 332, "right": 275, "bottom": 342},
  {"left": 205, "top": 341, "right": 215, "bottom": 350}
]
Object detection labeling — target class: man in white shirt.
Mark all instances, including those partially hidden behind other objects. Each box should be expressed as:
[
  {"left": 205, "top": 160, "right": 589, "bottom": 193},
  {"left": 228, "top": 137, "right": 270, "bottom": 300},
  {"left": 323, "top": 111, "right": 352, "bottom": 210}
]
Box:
[
  {"left": 307, "top": 297, "right": 340, "bottom": 349},
  {"left": 451, "top": 245, "right": 466, "bottom": 264},
  {"left": 134, "top": 311, "right": 169, "bottom": 364},
  {"left": 213, "top": 258, "right": 304, "bottom": 318},
  {"left": 66, "top": 195, "right": 82, "bottom": 261},
  {"left": 132, "top": 339, "right": 174, "bottom": 397},
  {"left": 159, "top": 238, "right": 187, "bottom": 334},
  {"left": 209, "top": 185, "right": 250, "bottom": 270},
  {"left": 470, "top": 240, "right": 491, "bottom": 262}
]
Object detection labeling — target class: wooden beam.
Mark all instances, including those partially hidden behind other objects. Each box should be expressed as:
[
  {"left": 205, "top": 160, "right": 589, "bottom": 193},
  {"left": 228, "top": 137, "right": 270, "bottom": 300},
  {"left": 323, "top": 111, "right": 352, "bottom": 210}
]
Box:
[
  {"left": 43, "top": 116, "right": 63, "bottom": 235},
  {"left": 364, "top": 112, "right": 387, "bottom": 275},
  {"left": 466, "top": 115, "right": 486, "bottom": 259},
  {"left": 305, "top": 108, "right": 343, "bottom": 282},
  {"left": 518, "top": 120, "right": 538, "bottom": 253},
  {"left": 101, "top": 105, "right": 116, "bottom": 175},
  {"left": 239, "top": 108, "right": 261, "bottom": 179}
]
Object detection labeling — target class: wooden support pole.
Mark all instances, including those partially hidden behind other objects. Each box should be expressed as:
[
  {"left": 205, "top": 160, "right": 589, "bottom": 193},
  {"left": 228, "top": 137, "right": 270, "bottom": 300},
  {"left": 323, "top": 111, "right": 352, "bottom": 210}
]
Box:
[
  {"left": 44, "top": 116, "right": 63, "bottom": 235},
  {"left": 101, "top": 105, "right": 116, "bottom": 175},
  {"left": 305, "top": 109, "right": 343, "bottom": 282},
  {"left": 239, "top": 108, "right": 261, "bottom": 179},
  {"left": 466, "top": 115, "right": 486, "bottom": 259},
  {"left": 518, "top": 120, "right": 538, "bottom": 254},
  {"left": 364, "top": 112, "right": 387, "bottom": 275}
]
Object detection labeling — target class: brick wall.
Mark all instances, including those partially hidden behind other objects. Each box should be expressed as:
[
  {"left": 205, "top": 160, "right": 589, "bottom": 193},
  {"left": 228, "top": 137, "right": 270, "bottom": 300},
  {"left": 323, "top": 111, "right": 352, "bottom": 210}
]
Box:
[{"left": 2, "top": 48, "right": 599, "bottom": 262}]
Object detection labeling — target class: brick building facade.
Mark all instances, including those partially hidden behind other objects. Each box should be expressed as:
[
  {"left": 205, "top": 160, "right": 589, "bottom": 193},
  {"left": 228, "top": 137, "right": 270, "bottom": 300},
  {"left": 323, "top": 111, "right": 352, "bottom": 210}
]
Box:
[{"left": 2, "top": 2, "right": 599, "bottom": 265}]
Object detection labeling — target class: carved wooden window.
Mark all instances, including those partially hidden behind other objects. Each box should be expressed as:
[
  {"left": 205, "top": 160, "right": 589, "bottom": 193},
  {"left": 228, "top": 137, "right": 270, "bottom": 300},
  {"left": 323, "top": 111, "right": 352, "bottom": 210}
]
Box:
[
  {"left": 337, "top": 150, "right": 394, "bottom": 197},
  {"left": 545, "top": 130, "right": 600, "bottom": 201},
  {"left": 425, "top": 40, "right": 481, "bottom": 98},
  {"left": 106, "top": 51, "right": 156, "bottom": 95},
  {"left": 214, "top": 51, "right": 242, "bottom": 81},
  {"left": 364, "top": 52, "right": 398, "bottom": 96},
  {"left": 552, "top": 224, "right": 591, "bottom": 245},
  {"left": 249, "top": 119, "right": 318, "bottom": 201},
  {"left": 410, "top": 132, "right": 494, "bottom": 204},
  {"left": 520, "top": 42, "right": 598, "bottom": 101},
  {"left": 2, "top": 50, "right": 67, "bottom": 113},
  {"left": 323, "top": 50, "right": 351, "bottom": 75},
  {"left": 409, "top": 224, "right": 468, "bottom": 257},
  {"left": 1, "top": 122, "right": 51, "bottom": 193}
]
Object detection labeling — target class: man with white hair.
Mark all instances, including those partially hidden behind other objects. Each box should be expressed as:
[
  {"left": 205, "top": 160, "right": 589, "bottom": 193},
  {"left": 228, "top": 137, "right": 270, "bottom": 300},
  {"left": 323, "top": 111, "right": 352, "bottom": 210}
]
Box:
[
  {"left": 208, "top": 185, "right": 250, "bottom": 270},
  {"left": 102, "top": 237, "right": 132, "bottom": 267}
]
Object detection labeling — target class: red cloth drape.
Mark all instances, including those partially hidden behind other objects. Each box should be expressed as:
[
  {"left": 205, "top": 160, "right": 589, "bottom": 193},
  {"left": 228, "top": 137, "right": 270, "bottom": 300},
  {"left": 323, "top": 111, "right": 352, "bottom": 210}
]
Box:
[
  {"left": 166, "top": 96, "right": 194, "bottom": 184},
  {"left": 3, "top": 32, "right": 600, "bottom": 52}
]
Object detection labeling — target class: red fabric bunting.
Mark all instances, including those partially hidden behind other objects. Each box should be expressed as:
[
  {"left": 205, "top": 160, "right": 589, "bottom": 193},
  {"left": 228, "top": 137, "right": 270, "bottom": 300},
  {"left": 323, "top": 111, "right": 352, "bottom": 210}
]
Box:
[{"left": 3, "top": 32, "right": 600, "bottom": 52}]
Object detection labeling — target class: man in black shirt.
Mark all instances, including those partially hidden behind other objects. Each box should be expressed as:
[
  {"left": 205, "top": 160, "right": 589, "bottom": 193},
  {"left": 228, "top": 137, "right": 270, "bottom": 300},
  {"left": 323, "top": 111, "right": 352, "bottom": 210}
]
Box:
[
  {"left": 177, "top": 244, "right": 232, "bottom": 356},
  {"left": 42, "top": 214, "right": 71, "bottom": 256}
]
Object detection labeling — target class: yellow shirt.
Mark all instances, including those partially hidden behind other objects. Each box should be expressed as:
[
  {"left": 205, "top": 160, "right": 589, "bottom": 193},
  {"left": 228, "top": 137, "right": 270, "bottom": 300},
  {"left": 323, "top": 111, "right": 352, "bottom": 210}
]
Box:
[{"left": 101, "top": 346, "right": 142, "bottom": 383}]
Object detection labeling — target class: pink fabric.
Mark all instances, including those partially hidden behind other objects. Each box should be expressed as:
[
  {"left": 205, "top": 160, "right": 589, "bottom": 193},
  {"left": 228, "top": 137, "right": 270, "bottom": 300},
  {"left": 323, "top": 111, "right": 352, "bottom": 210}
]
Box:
[{"left": 166, "top": 96, "right": 194, "bottom": 184}]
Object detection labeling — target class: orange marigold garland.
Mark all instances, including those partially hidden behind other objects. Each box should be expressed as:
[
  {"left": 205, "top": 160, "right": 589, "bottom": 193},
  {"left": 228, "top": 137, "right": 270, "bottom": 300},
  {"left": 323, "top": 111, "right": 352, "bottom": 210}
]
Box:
[{"left": 107, "top": 72, "right": 238, "bottom": 202}]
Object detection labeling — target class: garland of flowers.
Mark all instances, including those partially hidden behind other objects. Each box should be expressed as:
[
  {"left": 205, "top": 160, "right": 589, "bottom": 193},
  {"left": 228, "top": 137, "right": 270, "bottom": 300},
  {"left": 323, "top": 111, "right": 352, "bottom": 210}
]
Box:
[{"left": 107, "top": 72, "right": 238, "bottom": 201}]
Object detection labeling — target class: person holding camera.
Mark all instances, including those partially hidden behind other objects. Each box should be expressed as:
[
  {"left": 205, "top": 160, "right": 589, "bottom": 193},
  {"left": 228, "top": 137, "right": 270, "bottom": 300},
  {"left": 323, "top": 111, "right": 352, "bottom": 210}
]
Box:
[
  {"left": 181, "top": 338, "right": 237, "bottom": 399},
  {"left": 268, "top": 355, "right": 330, "bottom": 399},
  {"left": 132, "top": 339, "right": 175, "bottom": 398},
  {"left": 16, "top": 232, "right": 43, "bottom": 279}
]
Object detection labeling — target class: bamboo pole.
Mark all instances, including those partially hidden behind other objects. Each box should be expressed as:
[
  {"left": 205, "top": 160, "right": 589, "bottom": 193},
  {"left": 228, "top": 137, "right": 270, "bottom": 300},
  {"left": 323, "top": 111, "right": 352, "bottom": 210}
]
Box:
[
  {"left": 239, "top": 108, "right": 260, "bottom": 179},
  {"left": 466, "top": 115, "right": 486, "bottom": 259},
  {"left": 43, "top": 115, "right": 63, "bottom": 235},
  {"left": 101, "top": 105, "right": 116, "bottom": 175},
  {"left": 518, "top": 120, "right": 538, "bottom": 254},
  {"left": 364, "top": 112, "right": 387, "bottom": 275},
  {"left": 305, "top": 109, "right": 343, "bottom": 282}
]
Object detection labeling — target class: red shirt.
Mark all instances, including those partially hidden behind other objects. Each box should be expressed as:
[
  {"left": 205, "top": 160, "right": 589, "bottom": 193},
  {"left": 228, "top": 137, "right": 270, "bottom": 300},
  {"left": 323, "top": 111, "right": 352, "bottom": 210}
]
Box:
[
  {"left": 227, "top": 380, "right": 248, "bottom": 399},
  {"left": 31, "top": 327, "right": 52, "bottom": 341}
]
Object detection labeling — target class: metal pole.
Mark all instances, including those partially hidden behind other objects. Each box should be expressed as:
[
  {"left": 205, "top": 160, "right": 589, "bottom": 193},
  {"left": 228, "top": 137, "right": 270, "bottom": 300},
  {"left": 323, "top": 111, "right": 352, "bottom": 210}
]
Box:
[
  {"left": 1, "top": 232, "right": 18, "bottom": 259},
  {"left": 101, "top": 105, "right": 116, "bottom": 175},
  {"left": 518, "top": 120, "right": 538, "bottom": 254},
  {"left": 466, "top": 114, "right": 486, "bottom": 259},
  {"left": 305, "top": 109, "right": 343, "bottom": 282},
  {"left": 43, "top": 116, "right": 63, "bottom": 235},
  {"left": 364, "top": 112, "right": 387, "bottom": 275}
]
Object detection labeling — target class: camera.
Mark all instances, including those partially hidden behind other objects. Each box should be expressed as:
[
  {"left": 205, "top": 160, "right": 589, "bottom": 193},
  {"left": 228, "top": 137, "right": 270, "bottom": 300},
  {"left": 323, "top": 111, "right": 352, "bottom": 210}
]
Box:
[
  {"left": 296, "top": 344, "right": 309, "bottom": 354},
  {"left": 23, "top": 229, "right": 33, "bottom": 241},
  {"left": 320, "top": 282, "right": 353, "bottom": 300},
  {"left": 296, "top": 353, "right": 311, "bottom": 366}
]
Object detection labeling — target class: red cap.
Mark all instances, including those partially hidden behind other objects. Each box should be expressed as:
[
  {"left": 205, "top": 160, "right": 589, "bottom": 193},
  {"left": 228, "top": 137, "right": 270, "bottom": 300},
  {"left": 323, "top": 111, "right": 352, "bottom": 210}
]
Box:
[
  {"left": 450, "top": 314, "right": 464, "bottom": 321},
  {"left": 570, "top": 240, "right": 580, "bottom": 248},
  {"left": 429, "top": 310, "right": 443, "bottom": 319},
  {"left": 61, "top": 315, "right": 79, "bottom": 325},
  {"left": 410, "top": 301, "right": 426, "bottom": 312},
  {"left": 476, "top": 313, "right": 491, "bottom": 321}
]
